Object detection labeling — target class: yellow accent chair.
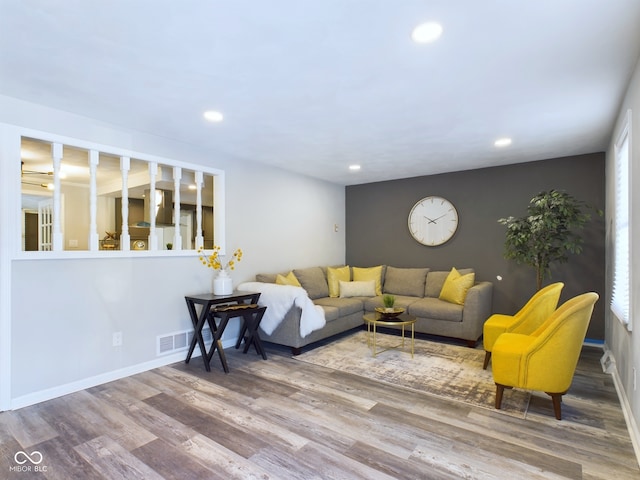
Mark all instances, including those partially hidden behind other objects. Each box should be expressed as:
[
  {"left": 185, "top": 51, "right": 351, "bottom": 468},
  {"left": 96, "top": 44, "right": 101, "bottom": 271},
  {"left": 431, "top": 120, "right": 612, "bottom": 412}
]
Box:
[
  {"left": 482, "top": 282, "right": 564, "bottom": 369},
  {"left": 492, "top": 292, "right": 599, "bottom": 420}
]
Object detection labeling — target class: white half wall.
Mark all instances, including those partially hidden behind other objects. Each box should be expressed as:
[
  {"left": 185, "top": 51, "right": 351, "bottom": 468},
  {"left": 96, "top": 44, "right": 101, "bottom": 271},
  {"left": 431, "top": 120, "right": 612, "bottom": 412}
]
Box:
[{"left": 0, "top": 95, "right": 345, "bottom": 408}]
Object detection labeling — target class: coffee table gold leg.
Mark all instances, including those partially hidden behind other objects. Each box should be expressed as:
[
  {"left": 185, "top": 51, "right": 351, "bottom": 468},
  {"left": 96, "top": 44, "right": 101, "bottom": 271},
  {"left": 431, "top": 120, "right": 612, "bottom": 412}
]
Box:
[
  {"left": 373, "top": 323, "right": 377, "bottom": 357},
  {"left": 411, "top": 325, "right": 414, "bottom": 358},
  {"left": 401, "top": 324, "right": 405, "bottom": 348}
]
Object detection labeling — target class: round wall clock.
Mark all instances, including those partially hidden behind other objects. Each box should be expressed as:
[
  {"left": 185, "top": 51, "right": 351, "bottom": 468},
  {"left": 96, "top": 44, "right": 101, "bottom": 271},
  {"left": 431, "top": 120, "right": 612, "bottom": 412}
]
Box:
[{"left": 408, "top": 196, "right": 459, "bottom": 246}]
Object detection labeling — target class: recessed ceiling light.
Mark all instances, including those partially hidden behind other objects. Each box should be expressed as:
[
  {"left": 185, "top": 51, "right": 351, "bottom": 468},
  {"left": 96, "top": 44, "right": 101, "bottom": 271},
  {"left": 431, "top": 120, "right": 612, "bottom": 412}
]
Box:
[
  {"left": 203, "top": 110, "right": 224, "bottom": 122},
  {"left": 494, "top": 138, "right": 512, "bottom": 147},
  {"left": 349, "top": 165, "right": 361, "bottom": 171},
  {"left": 411, "top": 22, "right": 443, "bottom": 44}
]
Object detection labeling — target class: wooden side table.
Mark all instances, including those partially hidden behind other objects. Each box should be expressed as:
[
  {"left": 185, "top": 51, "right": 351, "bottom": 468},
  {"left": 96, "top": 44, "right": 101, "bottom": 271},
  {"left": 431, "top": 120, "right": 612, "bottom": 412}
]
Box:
[
  {"left": 184, "top": 291, "right": 260, "bottom": 372},
  {"left": 212, "top": 304, "right": 268, "bottom": 360}
]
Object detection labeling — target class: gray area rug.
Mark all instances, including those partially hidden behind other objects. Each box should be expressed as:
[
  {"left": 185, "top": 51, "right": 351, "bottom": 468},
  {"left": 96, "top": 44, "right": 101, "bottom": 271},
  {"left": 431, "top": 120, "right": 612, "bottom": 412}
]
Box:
[{"left": 295, "top": 330, "right": 530, "bottom": 418}]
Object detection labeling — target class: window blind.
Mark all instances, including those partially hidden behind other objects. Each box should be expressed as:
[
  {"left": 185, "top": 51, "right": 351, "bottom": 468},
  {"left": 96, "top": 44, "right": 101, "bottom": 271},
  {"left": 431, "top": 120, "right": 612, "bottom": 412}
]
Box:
[{"left": 611, "top": 111, "right": 631, "bottom": 329}]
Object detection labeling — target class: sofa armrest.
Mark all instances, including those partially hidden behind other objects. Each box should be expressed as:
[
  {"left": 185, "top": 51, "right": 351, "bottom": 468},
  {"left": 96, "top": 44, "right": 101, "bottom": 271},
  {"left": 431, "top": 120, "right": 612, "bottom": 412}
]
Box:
[
  {"left": 462, "top": 281, "right": 493, "bottom": 325},
  {"left": 260, "top": 304, "right": 303, "bottom": 340}
]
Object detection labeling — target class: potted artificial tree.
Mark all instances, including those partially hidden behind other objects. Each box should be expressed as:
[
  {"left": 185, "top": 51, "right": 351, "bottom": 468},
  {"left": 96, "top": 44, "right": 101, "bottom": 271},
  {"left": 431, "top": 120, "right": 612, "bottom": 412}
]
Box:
[{"left": 498, "top": 189, "right": 597, "bottom": 291}]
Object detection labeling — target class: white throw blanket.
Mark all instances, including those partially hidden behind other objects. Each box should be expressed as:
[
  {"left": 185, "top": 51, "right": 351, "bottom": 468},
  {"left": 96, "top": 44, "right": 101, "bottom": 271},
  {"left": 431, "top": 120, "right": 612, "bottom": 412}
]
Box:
[{"left": 236, "top": 282, "right": 326, "bottom": 337}]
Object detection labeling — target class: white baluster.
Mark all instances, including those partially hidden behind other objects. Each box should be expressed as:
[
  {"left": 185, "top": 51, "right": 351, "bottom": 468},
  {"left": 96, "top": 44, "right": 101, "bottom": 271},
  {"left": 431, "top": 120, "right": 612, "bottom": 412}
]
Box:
[
  {"left": 173, "top": 166, "right": 182, "bottom": 250},
  {"left": 51, "top": 143, "right": 63, "bottom": 252},
  {"left": 120, "top": 156, "right": 130, "bottom": 250},
  {"left": 88, "top": 150, "right": 99, "bottom": 251},
  {"left": 195, "top": 171, "right": 204, "bottom": 250},
  {"left": 148, "top": 162, "right": 158, "bottom": 251}
]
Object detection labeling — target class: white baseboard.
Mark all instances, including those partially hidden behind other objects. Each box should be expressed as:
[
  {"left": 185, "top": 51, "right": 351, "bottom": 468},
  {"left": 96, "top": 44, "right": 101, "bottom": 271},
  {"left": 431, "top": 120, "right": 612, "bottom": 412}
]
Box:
[
  {"left": 10, "top": 337, "right": 238, "bottom": 410},
  {"left": 605, "top": 349, "right": 640, "bottom": 468}
]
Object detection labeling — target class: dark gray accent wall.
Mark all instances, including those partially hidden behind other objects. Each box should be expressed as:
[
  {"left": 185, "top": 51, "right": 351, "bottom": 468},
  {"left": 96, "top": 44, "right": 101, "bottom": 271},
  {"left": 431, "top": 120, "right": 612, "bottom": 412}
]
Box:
[{"left": 346, "top": 153, "right": 606, "bottom": 340}]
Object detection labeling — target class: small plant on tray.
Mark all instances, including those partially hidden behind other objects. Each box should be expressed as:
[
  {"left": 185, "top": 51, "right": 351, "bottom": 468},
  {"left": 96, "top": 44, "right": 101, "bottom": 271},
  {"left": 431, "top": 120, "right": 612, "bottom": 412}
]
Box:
[{"left": 382, "top": 294, "right": 396, "bottom": 312}]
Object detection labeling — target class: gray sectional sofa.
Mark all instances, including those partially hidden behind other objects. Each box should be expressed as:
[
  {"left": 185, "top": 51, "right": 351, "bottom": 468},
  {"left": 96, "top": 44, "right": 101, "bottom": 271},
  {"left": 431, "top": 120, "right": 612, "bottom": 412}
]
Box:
[{"left": 254, "top": 265, "right": 493, "bottom": 354}]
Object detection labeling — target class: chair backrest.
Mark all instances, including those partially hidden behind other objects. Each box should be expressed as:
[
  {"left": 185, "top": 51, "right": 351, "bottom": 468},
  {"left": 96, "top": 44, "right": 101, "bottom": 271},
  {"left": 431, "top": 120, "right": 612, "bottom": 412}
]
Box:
[
  {"left": 522, "top": 292, "right": 599, "bottom": 392},
  {"left": 510, "top": 282, "right": 564, "bottom": 335}
]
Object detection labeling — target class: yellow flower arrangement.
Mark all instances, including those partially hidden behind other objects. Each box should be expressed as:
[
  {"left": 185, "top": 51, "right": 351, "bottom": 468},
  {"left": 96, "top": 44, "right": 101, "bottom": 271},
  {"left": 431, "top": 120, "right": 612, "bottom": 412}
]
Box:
[{"left": 197, "top": 245, "right": 243, "bottom": 270}]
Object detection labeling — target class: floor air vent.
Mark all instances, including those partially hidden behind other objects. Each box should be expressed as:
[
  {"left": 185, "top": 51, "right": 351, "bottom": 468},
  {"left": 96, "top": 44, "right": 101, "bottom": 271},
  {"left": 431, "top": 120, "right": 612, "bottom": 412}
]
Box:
[{"left": 157, "top": 327, "right": 211, "bottom": 356}]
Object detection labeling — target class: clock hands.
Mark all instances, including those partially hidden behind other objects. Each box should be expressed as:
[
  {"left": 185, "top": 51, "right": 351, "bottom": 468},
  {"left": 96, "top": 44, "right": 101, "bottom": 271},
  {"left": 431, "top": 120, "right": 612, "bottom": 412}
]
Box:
[
  {"left": 431, "top": 213, "right": 448, "bottom": 224},
  {"left": 424, "top": 213, "right": 447, "bottom": 224}
]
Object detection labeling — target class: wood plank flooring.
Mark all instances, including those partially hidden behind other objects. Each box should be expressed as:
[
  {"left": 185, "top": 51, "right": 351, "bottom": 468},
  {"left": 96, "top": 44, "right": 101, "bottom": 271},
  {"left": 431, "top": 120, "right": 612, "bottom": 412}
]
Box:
[{"left": 1, "top": 336, "right": 638, "bottom": 479}]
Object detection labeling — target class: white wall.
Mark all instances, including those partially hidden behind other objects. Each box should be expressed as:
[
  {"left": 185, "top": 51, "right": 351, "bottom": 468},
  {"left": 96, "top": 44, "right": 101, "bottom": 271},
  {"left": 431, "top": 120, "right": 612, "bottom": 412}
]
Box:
[
  {"left": 606, "top": 56, "right": 640, "bottom": 450},
  {"left": 0, "top": 95, "right": 345, "bottom": 408}
]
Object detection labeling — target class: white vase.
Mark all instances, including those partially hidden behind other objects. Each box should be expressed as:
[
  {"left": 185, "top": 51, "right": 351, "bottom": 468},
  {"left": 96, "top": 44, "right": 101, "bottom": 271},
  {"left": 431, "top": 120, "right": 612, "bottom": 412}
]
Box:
[{"left": 213, "top": 268, "right": 233, "bottom": 295}]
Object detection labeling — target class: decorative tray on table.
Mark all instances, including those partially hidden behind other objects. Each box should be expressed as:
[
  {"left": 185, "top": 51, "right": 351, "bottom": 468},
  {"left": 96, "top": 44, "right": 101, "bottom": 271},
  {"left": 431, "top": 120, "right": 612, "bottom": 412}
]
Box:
[
  {"left": 214, "top": 304, "right": 259, "bottom": 312},
  {"left": 374, "top": 307, "right": 405, "bottom": 319}
]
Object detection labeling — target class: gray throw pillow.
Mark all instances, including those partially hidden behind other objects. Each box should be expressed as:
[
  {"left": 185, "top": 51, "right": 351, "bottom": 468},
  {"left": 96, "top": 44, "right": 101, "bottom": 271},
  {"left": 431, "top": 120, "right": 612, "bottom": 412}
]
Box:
[
  {"left": 293, "top": 266, "right": 329, "bottom": 299},
  {"left": 256, "top": 273, "right": 277, "bottom": 283},
  {"left": 383, "top": 266, "right": 429, "bottom": 297}
]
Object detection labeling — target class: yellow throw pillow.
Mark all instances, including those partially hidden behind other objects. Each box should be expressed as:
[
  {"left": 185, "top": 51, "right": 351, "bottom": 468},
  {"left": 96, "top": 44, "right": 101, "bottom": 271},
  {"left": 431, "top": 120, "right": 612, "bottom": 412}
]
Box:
[
  {"left": 327, "top": 266, "right": 351, "bottom": 297},
  {"left": 352, "top": 265, "right": 383, "bottom": 295},
  {"left": 275, "top": 271, "right": 301, "bottom": 287},
  {"left": 439, "top": 267, "right": 475, "bottom": 305}
]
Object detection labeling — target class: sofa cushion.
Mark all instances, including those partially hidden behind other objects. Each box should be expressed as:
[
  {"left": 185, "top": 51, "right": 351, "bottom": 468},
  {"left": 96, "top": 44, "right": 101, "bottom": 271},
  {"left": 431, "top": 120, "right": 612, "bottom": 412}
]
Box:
[
  {"left": 256, "top": 272, "right": 278, "bottom": 283},
  {"left": 353, "top": 265, "right": 383, "bottom": 295},
  {"left": 314, "top": 297, "right": 364, "bottom": 317},
  {"left": 439, "top": 267, "right": 475, "bottom": 305},
  {"left": 275, "top": 271, "right": 302, "bottom": 287},
  {"left": 293, "top": 266, "right": 329, "bottom": 299},
  {"left": 383, "top": 266, "right": 429, "bottom": 297},
  {"left": 425, "top": 268, "right": 474, "bottom": 297},
  {"left": 408, "top": 297, "right": 464, "bottom": 322},
  {"left": 339, "top": 280, "right": 376, "bottom": 297},
  {"left": 327, "top": 265, "right": 351, "bottom": 297},
  {"left": 317, "top": 304, "right": 340, "bottom": 322}
]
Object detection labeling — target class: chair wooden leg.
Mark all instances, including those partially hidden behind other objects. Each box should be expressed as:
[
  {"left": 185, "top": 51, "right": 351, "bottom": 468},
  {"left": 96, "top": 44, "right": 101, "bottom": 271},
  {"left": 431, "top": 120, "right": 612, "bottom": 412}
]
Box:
[
  {"left": 495, "top": 384, "right": 504, "bottom": 409},
  {"left": 548, "top": 393, "right": 564, "bottom": 420},
  {"left": 483, "top": 351, "right": 491, "bottom": 370}
]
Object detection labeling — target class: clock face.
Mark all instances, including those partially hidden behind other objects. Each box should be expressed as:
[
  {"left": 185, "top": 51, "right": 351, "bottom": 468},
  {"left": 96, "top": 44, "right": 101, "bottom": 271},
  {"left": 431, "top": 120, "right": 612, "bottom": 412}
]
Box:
[{"left": 408, "top": 196, "right": 459, "bottom": 246}]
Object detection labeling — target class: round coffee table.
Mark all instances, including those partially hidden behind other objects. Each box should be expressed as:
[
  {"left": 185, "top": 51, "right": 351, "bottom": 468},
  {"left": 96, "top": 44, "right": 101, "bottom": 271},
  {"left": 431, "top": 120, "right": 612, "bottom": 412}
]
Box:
[{"left": 362, "top": 312, "right": 417, "bottom": 358}]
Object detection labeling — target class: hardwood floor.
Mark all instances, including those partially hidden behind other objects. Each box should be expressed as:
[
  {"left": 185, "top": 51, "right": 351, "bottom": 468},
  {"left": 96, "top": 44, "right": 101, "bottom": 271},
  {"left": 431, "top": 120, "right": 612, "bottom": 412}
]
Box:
[{"left": 1, "top": 338, "right": 638, "bottom": 479}]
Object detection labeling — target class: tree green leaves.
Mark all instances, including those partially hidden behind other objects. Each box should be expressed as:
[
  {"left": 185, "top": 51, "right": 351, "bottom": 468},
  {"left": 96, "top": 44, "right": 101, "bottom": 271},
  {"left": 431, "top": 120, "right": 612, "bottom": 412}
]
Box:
[{"left": 498, "top": 190, "right": 593, "bottom": 290}]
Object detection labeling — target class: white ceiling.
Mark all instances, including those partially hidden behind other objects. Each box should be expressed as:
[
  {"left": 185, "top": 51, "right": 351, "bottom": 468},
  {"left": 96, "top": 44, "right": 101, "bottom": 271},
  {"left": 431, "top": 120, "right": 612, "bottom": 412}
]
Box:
[{"left": 2, "top": 1, "right": 640, "bottom": 186}]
